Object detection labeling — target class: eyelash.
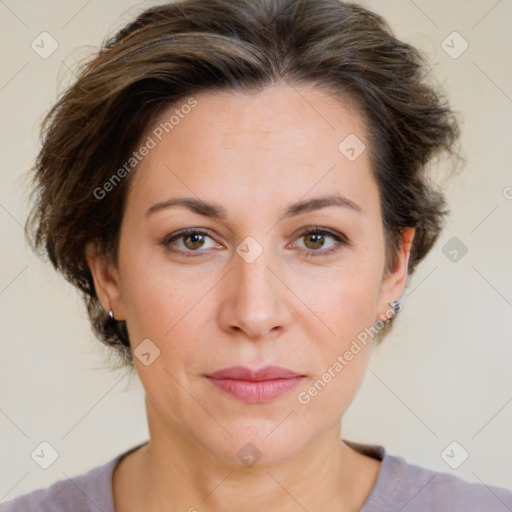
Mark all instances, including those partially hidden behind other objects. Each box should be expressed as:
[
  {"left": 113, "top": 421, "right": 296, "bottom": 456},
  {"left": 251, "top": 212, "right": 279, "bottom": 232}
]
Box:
[{"left": 161, "top": 227, "right": 348, "bottom": 259}]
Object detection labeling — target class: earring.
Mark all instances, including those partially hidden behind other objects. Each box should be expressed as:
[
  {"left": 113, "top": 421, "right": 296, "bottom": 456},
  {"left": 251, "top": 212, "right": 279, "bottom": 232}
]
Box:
[
  {"left": 388, "top": 300, "right": 402, "bottom": 318},
  {"left": 108, "top": 309, "right": 114, "bottom": 320}
]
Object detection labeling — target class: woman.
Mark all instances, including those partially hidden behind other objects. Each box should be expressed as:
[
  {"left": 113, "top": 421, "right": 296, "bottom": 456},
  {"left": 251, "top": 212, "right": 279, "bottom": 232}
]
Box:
[{"left": 3, "top": 0, "right": 511, "bottom": 510}]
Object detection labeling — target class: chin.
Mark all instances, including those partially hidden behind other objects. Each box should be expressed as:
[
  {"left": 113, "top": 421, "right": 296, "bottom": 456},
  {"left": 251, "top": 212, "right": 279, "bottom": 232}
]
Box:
[{"left": 195, "top": 418, "right": 314, "bottom": 468}]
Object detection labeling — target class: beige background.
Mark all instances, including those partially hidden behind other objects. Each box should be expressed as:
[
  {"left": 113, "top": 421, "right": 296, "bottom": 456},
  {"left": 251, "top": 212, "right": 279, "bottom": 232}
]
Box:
[{"left": 1, "top": 0, "right": 511, "bottom": 502}]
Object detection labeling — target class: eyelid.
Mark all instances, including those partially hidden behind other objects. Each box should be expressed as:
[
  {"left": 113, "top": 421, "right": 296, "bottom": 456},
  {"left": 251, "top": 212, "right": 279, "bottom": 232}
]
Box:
[{"left": 293, "top": 226, "right": 348, "bottom": 242}]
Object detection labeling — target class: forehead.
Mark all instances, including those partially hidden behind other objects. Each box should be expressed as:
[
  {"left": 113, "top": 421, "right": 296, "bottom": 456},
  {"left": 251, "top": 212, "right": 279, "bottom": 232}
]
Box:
[
  {"left": 125, "top": 83, "right": 379, "bottom": 220},
  {"left": 148, "top": 83, "right": 367, "bottom": 149}
]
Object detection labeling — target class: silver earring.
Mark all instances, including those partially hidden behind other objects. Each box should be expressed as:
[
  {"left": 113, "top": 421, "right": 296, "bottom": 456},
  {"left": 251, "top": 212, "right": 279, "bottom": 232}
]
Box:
[
  {"left": 388, "top": 300, "right": 402, "bottom": 316},
  {"left": 108, "top": 309, "right": 114, "bottom": 320}
]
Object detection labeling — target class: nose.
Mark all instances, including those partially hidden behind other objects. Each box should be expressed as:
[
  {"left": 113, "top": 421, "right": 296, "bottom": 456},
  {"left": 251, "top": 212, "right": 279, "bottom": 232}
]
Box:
[{"left": 217, "top": 247, "right": 292, "bottom": 341}]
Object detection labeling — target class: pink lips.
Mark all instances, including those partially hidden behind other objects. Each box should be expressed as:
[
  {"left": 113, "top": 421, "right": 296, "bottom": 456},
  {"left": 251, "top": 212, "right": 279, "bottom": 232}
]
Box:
[{"left": 206, "top": 366, "right": 305, "bottom": 404}]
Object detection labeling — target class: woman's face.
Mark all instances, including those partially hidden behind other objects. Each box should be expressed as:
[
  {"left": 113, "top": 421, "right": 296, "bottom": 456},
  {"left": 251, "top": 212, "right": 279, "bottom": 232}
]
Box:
[{"left": 89, "top": 83, "right": 413, "bottom": 465}]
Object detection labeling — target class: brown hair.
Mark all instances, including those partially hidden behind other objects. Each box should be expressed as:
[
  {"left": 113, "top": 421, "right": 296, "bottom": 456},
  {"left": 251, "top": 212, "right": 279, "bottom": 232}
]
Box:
[{"left": 25, "top": 0, "right": 461, "bottom": 368}]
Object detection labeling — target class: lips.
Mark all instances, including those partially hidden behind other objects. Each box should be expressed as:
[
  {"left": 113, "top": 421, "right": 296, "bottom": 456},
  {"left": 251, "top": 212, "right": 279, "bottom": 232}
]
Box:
[
  {"left": 206, "top": 365, "right": 305, "bottom": 404},
  {"left": 208, "top": 365, "right": 303, "bottom": 381}
]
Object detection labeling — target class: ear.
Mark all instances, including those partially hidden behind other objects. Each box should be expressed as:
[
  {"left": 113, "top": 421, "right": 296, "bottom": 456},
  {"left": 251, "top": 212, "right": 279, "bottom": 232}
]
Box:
[
  {"left": 85, "top": 241, "right": 125, "bottom": 320},
  {"left": 376, "top": 227, "right": 415, "bottom": 321}
]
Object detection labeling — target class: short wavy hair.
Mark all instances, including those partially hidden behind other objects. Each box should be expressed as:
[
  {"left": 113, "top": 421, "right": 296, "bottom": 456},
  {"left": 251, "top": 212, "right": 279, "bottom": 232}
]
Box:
[{"left": 25, "top": 0, "right": 461, "bottom": 368}]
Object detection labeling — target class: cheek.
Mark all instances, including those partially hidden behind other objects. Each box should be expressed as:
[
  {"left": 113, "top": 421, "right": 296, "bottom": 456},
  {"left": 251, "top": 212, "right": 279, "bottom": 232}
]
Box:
[
  {"left": 311, "top": 263, "right": 382, "bottom": 340},
  {"left": 117, "top": 236, "right": 201, "bottom": 338},
  {"left": 295, "top": 276, "right": 378, "bottom": 418},
  {"left": 294, "top": 265, "right": 381, "bottom": 409},
  {"left": 117, "top": 246, "right": 227, "bottom": 385}
]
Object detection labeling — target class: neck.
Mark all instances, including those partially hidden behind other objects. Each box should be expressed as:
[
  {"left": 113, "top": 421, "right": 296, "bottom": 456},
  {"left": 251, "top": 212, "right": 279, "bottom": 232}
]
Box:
[{"left": 114, "top": 401, "right": 381, "bottom": 512}]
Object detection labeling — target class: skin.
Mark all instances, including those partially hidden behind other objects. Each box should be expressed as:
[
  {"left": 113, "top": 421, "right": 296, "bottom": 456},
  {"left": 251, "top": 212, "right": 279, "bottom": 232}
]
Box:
[{"left": 86, "top": 83, "right": 415, "bottom": 511}]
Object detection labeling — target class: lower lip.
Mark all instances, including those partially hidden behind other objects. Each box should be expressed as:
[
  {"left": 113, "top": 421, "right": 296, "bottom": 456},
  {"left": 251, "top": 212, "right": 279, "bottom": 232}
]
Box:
[{"left": 207, "top": 377, "right": 304, "bottom": 403}]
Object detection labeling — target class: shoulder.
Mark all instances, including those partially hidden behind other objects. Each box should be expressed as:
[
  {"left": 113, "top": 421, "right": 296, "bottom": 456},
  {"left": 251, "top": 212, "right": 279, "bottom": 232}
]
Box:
[
  {"left": 366, "top": 449, "right": 512, "bottom": 511},
  {"left": 0, "top": 456, "right": 119, "bottom": 512}
]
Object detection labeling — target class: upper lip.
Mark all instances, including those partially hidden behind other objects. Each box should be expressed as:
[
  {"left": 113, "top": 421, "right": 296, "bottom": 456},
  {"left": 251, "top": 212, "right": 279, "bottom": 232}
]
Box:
[{"left": 207, "top": 365, "right": 304, "bottom": 381}]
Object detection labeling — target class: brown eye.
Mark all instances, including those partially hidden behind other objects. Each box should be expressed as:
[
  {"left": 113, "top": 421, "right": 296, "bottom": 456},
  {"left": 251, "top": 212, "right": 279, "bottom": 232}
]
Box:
[
  {"left": 161, "top": 229, "right": 219, "bottom": 256},
  {"left": 303, "top": 232, "right": 326, "bottom": 250},
  {"left": 182, "top": 233, "right": 206, "bottom": 250},
  {"left": 293, "top": 228, "right": 348, "bottom": 258}
]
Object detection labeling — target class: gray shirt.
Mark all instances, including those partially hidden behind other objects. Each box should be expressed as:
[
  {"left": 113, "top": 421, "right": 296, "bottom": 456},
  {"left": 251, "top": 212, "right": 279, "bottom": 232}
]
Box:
[{"left": 2, "top": 441, "right": 512, "bottom": 511}]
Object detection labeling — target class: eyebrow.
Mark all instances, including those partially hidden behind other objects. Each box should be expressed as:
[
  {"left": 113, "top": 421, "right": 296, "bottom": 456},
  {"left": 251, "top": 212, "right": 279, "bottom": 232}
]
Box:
[{"left": 145, "top": 193, "right": 363, "bottom": 219}]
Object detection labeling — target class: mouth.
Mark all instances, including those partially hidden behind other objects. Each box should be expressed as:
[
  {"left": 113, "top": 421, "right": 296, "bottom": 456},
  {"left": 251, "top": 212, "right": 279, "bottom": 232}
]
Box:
[{"left": 205, "top": 366, "right": 305, "bottom": 404}]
